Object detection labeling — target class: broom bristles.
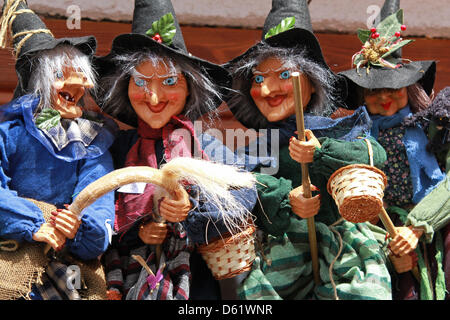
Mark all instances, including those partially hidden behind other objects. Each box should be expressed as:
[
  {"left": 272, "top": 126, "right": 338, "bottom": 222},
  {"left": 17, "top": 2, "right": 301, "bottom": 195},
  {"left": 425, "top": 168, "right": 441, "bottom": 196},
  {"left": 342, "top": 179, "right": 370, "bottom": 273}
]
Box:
[{"left": 160, "top": 157, "right": 256, "bottom": 241}]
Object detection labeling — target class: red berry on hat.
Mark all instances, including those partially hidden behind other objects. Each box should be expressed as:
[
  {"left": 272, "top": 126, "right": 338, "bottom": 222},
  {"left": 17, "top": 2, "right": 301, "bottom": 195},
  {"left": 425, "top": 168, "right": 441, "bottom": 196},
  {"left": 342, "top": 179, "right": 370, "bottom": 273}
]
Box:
[
  {"left": 395, "top": 31, "right": 401, "bottom": 37},
  {"left": 152, "top": 34, "right": 163, "bottom": 43},
  {"left": 401, "top": 25, "right": 407, "bottom": 31},
  {"left": 370, "top": 27, "right": 377, "bottom": 33}
]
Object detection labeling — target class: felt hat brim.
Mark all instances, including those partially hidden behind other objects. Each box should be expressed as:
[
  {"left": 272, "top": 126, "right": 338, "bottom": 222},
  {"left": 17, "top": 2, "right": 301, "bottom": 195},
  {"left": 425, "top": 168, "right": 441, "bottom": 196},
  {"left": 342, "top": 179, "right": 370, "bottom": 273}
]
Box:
[{"left": 339, "top": 60, "right": 436, "bottom": 109}]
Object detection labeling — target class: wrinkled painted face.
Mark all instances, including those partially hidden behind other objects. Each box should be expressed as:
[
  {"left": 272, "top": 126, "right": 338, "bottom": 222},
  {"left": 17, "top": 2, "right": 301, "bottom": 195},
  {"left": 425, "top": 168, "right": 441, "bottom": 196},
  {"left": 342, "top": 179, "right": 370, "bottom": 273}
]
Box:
[
  {"left": 51, "top": 66, "right": 94, "bottom": 119},
  {"left": 250, "top": 56, "right": 315, "bottom": 122},
  {"left": 363, "top": 87, "right": 408, "bottom": 116},
  {"left": 128, "top": 60, "right": 189, "bottom": 129}
]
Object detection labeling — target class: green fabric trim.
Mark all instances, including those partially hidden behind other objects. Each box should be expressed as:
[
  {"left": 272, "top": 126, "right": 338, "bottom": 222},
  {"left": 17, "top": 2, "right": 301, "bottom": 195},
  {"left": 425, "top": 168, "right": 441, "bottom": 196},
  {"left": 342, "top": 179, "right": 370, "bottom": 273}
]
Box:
[
  {"left": 405, "top": 172, "right": 450, "bottom": 243},
  {"left": 416, "top": 245, "right": 433, "bottom": 300},
  {"left": 434, "top": 231, "right": 447, "bottom": 300}
]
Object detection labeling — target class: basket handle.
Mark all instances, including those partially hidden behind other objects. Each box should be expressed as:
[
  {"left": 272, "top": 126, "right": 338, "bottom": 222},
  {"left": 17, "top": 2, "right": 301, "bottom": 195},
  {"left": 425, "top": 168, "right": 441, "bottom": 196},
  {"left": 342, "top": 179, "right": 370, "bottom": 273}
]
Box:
[{"left": 363, "top": 138, "right": 374, "bottom": 167}]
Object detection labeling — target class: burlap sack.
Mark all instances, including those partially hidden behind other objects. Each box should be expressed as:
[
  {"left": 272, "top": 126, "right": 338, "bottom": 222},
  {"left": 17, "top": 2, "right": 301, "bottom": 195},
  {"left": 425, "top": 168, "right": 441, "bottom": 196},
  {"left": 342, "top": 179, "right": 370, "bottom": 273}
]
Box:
[{"left": 0, "top": 199, "right": 107, "bottom": 300}]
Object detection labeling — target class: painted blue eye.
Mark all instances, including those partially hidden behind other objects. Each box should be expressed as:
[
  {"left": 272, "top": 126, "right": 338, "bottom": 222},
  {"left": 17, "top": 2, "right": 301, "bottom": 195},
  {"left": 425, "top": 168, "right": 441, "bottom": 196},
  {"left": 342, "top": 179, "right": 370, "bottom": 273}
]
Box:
[
  {"left": 280, "top": 70, "right": 291, "bottom": 80},
  {"left": 254, "top": 75, "right": 264, "bottom": 84},
  {"left": 163, "top": 76, "right": 178, "bottom": 86},
  {"left": 134, "top": 77, "right": 146, "bottom": 87},
  {"left": 55, "top": 71, "right": 64, "bottom": 79}
]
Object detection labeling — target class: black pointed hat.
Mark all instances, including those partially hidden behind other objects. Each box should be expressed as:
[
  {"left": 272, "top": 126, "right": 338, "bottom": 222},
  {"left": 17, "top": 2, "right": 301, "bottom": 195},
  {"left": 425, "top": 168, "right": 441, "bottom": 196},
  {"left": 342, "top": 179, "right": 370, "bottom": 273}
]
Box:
[
  {"left": 94, "top": 0, "right": 231, "bottom": 119},
  {"left": 339, "top": 0, "right": 436, "bottom": 109},
  {"left": 0, "top": 0, "right": 97, "bottom": 99},
  {"left": 227, "top": 0, "right": 330, "bottom": 71},
  {"left": 223, "top": 0, "right": 348, "bottom": 129}
]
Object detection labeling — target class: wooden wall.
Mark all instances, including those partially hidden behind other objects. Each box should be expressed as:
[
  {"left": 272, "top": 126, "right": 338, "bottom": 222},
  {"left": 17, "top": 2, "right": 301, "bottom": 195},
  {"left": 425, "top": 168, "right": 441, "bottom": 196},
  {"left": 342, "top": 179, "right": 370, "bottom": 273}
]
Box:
[{"left": 1, "top": 17, "right": 449, "bottom": 135}]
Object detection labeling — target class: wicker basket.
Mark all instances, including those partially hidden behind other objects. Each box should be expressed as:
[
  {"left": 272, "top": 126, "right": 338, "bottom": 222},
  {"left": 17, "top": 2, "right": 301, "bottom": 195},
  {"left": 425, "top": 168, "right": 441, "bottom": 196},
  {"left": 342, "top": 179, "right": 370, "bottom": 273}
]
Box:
[
  {"left": 327, "top": 164, "right": 387, "bottom": 223},
  {"left": 197, "top": 224, "right": 256, "bottom": 280}
]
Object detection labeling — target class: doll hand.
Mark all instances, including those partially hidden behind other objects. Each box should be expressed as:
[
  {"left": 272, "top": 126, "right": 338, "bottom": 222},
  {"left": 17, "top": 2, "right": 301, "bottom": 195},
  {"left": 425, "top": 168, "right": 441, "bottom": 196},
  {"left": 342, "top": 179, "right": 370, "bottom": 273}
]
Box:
[
  {"left": 389, "top": 226, "right": 423, "bottom": 256},
  {"left": 289, "top": 129, "right": 321, "bottom": 164},
  {"left": 159, "top": 187, "right": 192, "bottom": 223},
  {"left": 138, "top": 221, "right": 168, "bottom": 245},
  {"left": 289, "top": 185, "right": 321, "bottom": 219},
  {"left": 32, "top": 222, "right": 66, "bottom": 251},
  {"left": 389, "top": 251, "right": 418, "bottom": 274},
  {"left": 50, "top": 207, "right": 81, "bottom": 239}
]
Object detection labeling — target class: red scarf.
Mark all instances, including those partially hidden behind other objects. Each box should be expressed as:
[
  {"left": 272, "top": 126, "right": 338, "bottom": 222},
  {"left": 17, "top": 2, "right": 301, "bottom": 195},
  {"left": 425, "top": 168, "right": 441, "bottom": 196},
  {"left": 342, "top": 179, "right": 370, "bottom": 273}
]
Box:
[{"left": 115, "top": 115, "right": 208, "bottom": 233}]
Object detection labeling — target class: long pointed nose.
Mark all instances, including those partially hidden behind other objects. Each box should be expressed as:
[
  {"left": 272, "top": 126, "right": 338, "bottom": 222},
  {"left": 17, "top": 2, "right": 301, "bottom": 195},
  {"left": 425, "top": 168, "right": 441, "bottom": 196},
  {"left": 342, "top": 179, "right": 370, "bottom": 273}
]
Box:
[
  {"left": 65, "top": 71, "right": 94, "bottom": 89},
  {"left": 260, "top": 77, "right": 280, "bottom": 97}
]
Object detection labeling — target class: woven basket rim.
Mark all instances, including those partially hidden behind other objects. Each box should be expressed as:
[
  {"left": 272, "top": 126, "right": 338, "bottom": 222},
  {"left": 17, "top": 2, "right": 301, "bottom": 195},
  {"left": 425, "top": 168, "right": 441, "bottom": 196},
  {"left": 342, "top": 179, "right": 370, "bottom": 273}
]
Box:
[
  {"left": 327, "top": 164, "right": 387, "bottom": 195},
  {"left": 197, "top": 224, "right": 256, "bottom": 254}
]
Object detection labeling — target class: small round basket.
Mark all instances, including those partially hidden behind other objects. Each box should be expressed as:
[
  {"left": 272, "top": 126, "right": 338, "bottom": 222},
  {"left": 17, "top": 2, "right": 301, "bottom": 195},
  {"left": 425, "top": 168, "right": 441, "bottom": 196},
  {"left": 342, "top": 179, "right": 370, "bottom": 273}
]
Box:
[
  {"left": 197, "top": 224, "right": 256, "bottom": 280},
  {"left": 327, "top": 164, "right": 387, "bottom": 223}
]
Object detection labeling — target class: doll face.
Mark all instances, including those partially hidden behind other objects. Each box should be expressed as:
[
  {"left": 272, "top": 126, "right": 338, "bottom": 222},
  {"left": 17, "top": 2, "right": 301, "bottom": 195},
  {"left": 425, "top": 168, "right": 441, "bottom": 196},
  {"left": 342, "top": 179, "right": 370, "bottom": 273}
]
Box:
[
  {"left": 250, "top": 56, "right": 314, "bottom": 122},
  {"left": 128, "top": 60, "right": 189, "bottom": 129},
  {"left": 363, "top": 87, "right": 408, "bottom": 116},
  {"left": 51, "top": 66, "right": 94, "bottom": 119}
]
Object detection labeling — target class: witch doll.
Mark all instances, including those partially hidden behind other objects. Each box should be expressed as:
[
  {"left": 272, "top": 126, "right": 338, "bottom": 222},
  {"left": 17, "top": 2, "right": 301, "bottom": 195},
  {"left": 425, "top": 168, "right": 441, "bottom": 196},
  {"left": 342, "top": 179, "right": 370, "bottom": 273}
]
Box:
[
  {"left": 0, "top": 0, "right": 117, "bottom": 299},
  {"left": 339, "top": 0, "right": 448, "bottom": 300},
  {"left": 94, "top": 0, "right": 257, "bottom": 300},
  {"left": 223, "top": 0, "right": 392, "bottom": 300}
]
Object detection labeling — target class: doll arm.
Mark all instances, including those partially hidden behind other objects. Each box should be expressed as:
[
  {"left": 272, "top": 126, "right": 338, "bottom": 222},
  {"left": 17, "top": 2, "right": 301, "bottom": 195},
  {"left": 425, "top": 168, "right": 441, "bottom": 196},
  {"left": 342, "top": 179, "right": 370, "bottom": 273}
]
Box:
[
  {"left": 310, "top": 136, "right": 387, "bottom": 178},
  {"left": 0, "top": 122, "right": 45, "bottom": 242},
  {"left": 64, "top": 151, "right": 116, "bottom": 260},
  {"left": 403, "top": 171, "right": 450, "bottom": 244},
  {"left": 249, "top": 173, "right": 293, "bottom": 236}
]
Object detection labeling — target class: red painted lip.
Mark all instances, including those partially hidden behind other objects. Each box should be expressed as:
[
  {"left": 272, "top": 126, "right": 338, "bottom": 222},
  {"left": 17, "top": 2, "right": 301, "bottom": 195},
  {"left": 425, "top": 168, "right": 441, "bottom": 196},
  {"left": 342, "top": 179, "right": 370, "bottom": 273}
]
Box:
[
  {"left": 147, "top": 101, "right": 167, "bottom": 113},
  {"left": 266, "top": 95, "right": 286, "bottom": 107},
  {"left": 381, "top": 101, "right": 392, "bottom": 110}
]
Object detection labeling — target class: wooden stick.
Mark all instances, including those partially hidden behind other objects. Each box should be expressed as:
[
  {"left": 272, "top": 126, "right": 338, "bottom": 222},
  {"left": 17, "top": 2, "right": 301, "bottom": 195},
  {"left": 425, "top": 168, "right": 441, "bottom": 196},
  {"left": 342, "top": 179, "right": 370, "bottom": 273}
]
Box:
[{"left": 291, "top": 72, "right": 320, "bottom": 285}]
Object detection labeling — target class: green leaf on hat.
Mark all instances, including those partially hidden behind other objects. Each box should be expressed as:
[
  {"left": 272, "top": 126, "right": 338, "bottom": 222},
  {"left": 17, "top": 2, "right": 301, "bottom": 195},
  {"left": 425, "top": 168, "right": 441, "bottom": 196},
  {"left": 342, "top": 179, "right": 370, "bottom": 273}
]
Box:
[
  {"left": 145, "top": 12, "right": 176, "bottom": 46},
  {"left": 376, "top": 9, "right": 404, "bottom": 38},
  {"left": 35, "top": 108, "right": 61, "bottom": 131},
  {"left": 357, "top": 29, "right": 371, "bottom": 44},
  {"left": 381, "top": 39, "right": 414, "bottom": 58},
  {"left": 264, "top": 17, "right": 296, "bottom": 39}
]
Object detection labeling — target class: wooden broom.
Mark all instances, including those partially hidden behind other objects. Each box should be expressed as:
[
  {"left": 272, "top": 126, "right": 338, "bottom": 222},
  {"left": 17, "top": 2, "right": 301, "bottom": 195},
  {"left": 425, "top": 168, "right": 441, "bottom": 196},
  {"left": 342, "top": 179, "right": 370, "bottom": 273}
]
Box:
[{"left": 291, "top": 72, "right": 320, "bottom": 285}]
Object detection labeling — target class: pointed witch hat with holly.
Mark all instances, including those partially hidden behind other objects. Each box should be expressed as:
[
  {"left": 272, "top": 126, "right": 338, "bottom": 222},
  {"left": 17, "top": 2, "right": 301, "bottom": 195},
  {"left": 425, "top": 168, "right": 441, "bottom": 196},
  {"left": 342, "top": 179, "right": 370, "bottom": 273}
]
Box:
[
  {"left": 222, "top": 0, "right": 348, "bottom": 129},
  {"left": 0, "top": 0, "right": 97, "bottom": 99},
  {"left": 94, "top": 0, "right": 231, "bottom": 127},
  {"left": 339, "top": 0, "right": 436, "bottom": 109}
]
